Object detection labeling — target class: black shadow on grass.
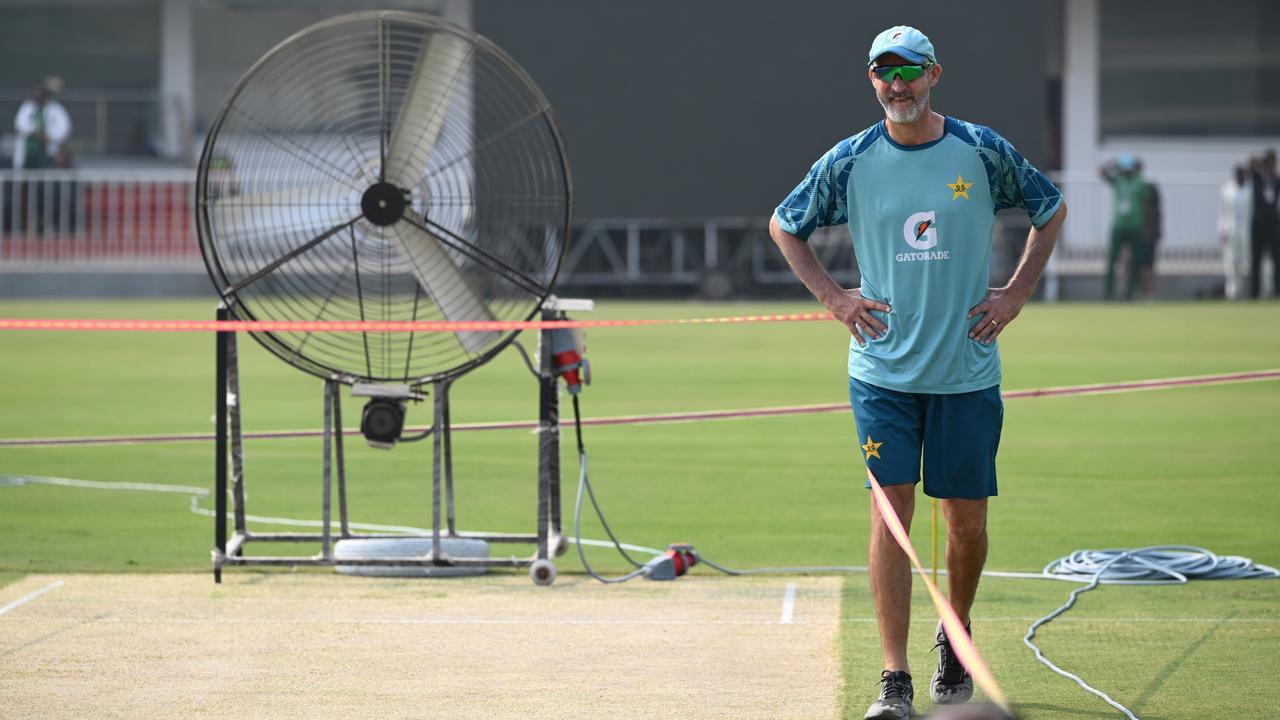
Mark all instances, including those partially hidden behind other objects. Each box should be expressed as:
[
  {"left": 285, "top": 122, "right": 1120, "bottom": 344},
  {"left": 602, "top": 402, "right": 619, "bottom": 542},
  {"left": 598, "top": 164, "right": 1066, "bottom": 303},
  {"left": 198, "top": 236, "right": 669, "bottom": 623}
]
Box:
[
  {"left": 1131, "top": 611, "right": 1233, "bottom": 715},
  {"left": 1016, "top": 703, "right": 1166, "bottom": 720}
]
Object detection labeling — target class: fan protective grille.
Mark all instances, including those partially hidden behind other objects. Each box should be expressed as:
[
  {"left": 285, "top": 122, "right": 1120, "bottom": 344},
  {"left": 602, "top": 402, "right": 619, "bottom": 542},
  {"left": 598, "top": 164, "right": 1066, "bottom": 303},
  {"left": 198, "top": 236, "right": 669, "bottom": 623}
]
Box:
[{"left": 197, "top": 11, "right": 571, "bottom": 384}]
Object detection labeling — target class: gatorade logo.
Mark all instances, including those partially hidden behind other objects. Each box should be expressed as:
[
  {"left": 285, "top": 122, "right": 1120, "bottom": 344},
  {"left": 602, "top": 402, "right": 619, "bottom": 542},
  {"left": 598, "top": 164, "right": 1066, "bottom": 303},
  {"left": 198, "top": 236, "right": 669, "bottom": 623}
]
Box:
[
  {"left": 898, "top": 210, "right": 950, "bottom": 262},
  {"left": 903, "top": 211, "right": 938, "bottom": 249}
]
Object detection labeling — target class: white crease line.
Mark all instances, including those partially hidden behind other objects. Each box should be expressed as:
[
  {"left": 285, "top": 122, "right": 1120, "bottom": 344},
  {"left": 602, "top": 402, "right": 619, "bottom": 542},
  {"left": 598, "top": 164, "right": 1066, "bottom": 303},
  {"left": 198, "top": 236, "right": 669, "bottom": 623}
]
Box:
[
  {"left": 0, "top": 580, "right": 64, "bottom": 616},
  {"left": 94, "top": 617, "right": 816, "bottom": 626},
  {"left": 839, "top": 616, "right": 1280, "bottom": 624},
  {"left": 780, "top": 582, "right": 796, "bottom": 624}
]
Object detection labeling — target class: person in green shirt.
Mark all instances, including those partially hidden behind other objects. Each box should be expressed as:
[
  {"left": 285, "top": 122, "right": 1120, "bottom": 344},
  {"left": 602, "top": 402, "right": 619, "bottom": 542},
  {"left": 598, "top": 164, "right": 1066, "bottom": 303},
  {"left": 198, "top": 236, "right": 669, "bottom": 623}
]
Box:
[
  {"left": 1100, "top": 155, "right": 1152, "bottom": 300},
  {"left": 14, "top": 82, "right": 71, "bottom": 170}
]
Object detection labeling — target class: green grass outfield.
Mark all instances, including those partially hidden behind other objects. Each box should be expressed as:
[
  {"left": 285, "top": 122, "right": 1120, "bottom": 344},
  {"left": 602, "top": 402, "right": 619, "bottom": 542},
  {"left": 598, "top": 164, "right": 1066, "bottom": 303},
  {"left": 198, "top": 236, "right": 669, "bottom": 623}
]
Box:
[{"left": 1, "top": 298, "right": 1278, "bottom": 718}]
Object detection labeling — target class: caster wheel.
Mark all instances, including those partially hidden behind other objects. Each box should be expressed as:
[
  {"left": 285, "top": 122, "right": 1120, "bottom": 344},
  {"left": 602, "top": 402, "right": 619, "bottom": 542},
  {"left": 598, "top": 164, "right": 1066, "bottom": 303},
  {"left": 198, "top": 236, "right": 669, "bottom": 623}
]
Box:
[
  {"left": 530, "top": 558, "right": 557, "bottom": 586},
  {"left": 549, "top": 531, "right": 569, "bottom": 557}
]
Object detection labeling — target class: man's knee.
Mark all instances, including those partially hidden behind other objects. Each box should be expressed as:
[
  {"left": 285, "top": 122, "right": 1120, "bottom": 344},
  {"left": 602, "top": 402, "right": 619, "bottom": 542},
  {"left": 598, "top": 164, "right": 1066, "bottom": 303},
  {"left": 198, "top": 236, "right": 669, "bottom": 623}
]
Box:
[
  {"left": 948, "top": 518, "right": 986, "bottom": 547},
  {"left": 942, "top": 499, "right": 987, "bottom": 545},
  {"left": 873, "top": 484, "right": 915, "bottom": 524}
]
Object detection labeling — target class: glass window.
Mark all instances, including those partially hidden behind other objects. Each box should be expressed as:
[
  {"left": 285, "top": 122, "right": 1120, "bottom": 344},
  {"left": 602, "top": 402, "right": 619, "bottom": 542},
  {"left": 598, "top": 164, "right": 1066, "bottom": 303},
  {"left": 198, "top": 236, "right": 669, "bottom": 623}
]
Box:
[{"left": 1100, "top": 0, "right": 1280, "bottom": 136}]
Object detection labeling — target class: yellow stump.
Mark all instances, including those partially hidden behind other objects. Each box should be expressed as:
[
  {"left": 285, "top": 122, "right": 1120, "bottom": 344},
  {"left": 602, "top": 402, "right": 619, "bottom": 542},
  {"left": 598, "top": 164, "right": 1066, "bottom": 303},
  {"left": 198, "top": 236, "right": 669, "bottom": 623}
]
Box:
[{"left": 931, "top": 497, "right": 939, "bottom": 581}]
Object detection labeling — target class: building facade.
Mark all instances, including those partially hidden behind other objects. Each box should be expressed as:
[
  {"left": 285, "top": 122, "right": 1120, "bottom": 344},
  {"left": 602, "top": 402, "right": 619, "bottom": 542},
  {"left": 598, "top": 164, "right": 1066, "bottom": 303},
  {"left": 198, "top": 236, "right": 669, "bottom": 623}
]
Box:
[{"left": 1, "top": 0, "right": 1276, "bottom": 297}]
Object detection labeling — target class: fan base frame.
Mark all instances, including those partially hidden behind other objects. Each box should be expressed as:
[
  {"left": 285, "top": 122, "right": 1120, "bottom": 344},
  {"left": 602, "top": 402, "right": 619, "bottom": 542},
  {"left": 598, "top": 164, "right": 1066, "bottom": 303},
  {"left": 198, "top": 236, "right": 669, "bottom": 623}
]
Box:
[{"left": 210, "top": 302, "right": 570, "bottom": 585}]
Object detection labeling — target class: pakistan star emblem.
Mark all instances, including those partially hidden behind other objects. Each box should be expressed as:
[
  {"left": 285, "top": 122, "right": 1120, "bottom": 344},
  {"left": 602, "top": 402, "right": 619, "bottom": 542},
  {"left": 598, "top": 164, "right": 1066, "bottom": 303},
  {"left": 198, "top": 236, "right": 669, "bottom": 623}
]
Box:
[
  {"left": 947, "top": 173, "right": 972, "bottom": 200},
  {"left": 861, "top": 436, "right": 883, "bottom": 460}
]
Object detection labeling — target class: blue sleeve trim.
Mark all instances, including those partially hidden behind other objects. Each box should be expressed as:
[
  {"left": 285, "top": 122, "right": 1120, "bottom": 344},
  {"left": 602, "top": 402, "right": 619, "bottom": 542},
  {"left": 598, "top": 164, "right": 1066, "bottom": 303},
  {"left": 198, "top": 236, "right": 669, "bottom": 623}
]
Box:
[
  {"left": 948, "top": 119, "right": 1063, "bottom": 226},
  {"left": 774, "top": 125, "right": 881, "bottom": 240},
  {"left": 1029, "top": 193, "right": 1064, "bottom": 229}
]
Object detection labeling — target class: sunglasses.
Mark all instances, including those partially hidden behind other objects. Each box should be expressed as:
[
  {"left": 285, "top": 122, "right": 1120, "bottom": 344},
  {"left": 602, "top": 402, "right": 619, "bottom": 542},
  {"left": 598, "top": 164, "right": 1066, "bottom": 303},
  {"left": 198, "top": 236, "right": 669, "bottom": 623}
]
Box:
[{"left": 871, "top": 64, "right": 930, "bottom": 83}]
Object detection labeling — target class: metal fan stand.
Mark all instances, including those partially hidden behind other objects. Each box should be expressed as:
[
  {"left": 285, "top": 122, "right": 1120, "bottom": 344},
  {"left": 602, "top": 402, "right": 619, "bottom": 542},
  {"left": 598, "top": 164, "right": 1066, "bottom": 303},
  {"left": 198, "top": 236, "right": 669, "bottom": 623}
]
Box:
[{"left": 211, "top": 299, "right": 586, "bottom": 586}]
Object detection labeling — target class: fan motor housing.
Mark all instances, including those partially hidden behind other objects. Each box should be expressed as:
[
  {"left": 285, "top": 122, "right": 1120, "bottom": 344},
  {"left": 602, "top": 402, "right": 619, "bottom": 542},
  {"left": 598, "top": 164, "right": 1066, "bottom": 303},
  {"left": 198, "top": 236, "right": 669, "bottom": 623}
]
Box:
[
  {"left": 360, "top": 182, "right": 410, "bottom": 227},
  {"left": 360, "top": 397, "right": 406, "bottom": 449},
  {"left": 352, "top": 382, "right": 422, "bottom": 449}
]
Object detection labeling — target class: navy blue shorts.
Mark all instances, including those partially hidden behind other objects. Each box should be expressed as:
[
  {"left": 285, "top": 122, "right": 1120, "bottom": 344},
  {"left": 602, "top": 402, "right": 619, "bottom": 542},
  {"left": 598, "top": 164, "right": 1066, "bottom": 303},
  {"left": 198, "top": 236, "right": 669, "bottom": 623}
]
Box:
[{"left": 848, "top": 376, "right": 1003, "bottom": 499}]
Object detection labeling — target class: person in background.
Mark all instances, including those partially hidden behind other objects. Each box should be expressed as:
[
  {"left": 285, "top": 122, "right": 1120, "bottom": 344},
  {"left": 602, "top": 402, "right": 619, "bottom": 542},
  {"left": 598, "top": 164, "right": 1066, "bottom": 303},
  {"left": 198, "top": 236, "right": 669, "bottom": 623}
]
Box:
[
  {"left": 1219, "top": 165, "right": 1252, "bottom": 299},
  {"left": 13, "top": 80, "right": 72, "bottom": 169},
  {"left": 1248, "top": 150, "right": 1279, "bottom": 298},
  {"left": 1100, "top": 155, "right": 1151, "bottom": 301},
  {"left": 1136, "top": 161, "right": 1161, "bottom": 299}
]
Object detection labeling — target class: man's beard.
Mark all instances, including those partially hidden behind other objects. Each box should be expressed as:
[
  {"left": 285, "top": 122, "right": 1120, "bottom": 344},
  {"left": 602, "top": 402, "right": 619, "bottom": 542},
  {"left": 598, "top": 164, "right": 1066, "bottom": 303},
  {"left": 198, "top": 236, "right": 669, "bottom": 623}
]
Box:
[{"left": 878, "top": 85, "right": 930, "bottom": 124}]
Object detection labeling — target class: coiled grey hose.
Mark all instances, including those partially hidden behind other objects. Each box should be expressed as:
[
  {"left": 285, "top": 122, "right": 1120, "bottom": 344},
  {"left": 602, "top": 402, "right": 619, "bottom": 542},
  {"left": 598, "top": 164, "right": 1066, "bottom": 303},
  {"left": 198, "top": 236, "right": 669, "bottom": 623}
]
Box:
[{"left": 1025, "top": 546, "right": 1280, "bottom": 719}]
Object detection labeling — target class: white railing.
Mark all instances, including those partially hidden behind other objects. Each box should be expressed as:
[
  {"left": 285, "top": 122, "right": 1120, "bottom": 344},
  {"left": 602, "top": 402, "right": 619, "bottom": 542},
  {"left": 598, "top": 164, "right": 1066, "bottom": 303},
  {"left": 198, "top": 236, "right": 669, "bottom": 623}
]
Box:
[
  {"left": 0, "top": 89, "right": 166, "bottom": 160},
  {"left": 0, "top": 169, "right": 1231, "bottom": 288},
  {"left": 0, "top": 169, "right": 199, "bottom": 268}
]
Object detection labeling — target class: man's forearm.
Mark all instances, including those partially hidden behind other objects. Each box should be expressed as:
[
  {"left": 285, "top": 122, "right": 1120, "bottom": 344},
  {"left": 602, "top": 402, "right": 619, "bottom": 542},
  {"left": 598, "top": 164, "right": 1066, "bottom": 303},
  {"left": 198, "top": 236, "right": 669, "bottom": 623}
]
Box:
[
  {"left": 1006, "top": 203, "right": 1067, "bottom": 300},
  {"left": 769, "top": 215, "right": 844, "bottom": 306}
]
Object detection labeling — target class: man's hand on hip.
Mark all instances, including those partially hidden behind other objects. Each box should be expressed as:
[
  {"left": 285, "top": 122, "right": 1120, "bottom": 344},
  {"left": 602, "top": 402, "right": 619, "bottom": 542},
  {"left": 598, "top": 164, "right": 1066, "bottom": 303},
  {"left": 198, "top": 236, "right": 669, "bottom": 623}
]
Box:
[
  {"left": 967, "top": 286, "right": 1028, "bottom": 344},
  {"left": 828, "top": 288, "right": 891, "bottom": 346}
]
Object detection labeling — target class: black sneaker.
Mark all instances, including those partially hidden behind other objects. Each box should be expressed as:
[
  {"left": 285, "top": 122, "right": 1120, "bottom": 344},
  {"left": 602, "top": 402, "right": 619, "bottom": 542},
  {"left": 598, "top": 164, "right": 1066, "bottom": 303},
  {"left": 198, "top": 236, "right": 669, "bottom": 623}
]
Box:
[
  {"left": 865, "top": 670, "right": 916, "bottom": 719},
  {"left": 930, "top": 620, "right": 974, "bottom": 704}
]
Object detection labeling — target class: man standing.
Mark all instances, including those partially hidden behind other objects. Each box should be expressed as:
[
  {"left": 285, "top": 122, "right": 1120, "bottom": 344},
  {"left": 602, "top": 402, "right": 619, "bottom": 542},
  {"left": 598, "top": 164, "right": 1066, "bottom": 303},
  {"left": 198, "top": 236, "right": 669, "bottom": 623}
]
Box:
[
  {"left": 1219, "top": 165, "right": 1252, "bottom": 299},
  {"left": 1100, "top": 155, "right": 1151, "bottom": 301},
  {"left": 1137, "top": 161, "right": 1162, "bottom": 299},
  {"left": 1249, "top": 150, "right": 1279, "bottom": 298},
  {"left": 13, "top": 81, "right": 72, "bottom": 169},
  {"left": 769, "top": 26, "right": 1065, "bottom": 720}
]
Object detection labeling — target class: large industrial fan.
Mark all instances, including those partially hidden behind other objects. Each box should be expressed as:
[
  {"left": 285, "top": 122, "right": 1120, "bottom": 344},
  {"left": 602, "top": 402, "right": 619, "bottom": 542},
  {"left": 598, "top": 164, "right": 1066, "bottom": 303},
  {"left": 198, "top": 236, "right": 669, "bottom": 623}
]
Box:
[{"left": 198, "top": 11, "right": 577, "bottom": 584}]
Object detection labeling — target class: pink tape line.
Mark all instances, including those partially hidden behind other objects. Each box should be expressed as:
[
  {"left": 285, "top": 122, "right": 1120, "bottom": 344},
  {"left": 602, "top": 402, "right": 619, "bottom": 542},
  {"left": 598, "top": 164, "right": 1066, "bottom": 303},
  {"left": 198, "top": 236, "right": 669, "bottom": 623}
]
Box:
[
  {"left": 866, "top": 468, "right": 1013, "bottom": 714},
  {"left": 0, "top": 313, "right": 833, "bottom": 333}
]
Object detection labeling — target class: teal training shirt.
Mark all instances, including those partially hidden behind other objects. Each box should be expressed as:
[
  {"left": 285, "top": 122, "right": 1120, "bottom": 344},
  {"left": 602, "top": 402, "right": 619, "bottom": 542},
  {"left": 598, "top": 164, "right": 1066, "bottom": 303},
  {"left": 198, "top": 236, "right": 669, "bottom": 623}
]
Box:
[{"left": 774, "top": 117, "right": 1063, "bottom": 394}]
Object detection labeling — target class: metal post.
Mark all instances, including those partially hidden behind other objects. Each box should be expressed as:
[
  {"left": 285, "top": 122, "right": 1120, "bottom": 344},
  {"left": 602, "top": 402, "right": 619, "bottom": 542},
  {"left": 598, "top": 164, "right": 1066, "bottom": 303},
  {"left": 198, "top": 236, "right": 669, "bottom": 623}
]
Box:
[
  {"left": 431, "top": 379, "right": 444, "bottom": 561},
  {"left": 321, "top": 380, "right": 334, "bottom": 559},
  {"left": 334, "top": 382, "right": 350, "bottom": 538},
  {"left": 214, "top": 304, "right": 228, "bottom": 583},
  {"left": 704, "top": 220, "right": 718, "bottom": 269},
  {"left": 536, "top": 307, "right": 560, "bottom": 560},
  {"left": 442, "top": 378, "right": 457, "bottom": 536},
  {"left": 95, "top": 95, "right": 107, "bottom": 156},
  {"left": 626, "top": 222, "right": 640, "bottom": 279},
  {"left": 228, "top": 325, "right": 246, "bottom": 540}
]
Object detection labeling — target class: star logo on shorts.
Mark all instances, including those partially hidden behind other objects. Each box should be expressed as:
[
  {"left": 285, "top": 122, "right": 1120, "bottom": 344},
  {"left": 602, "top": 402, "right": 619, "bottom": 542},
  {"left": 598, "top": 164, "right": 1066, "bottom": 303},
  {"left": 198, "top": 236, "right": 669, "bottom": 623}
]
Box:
[
  {"left": 861, "top": 436, "right": 883, "bottom": 460},
  {"left": 947, "top": 174, "right": 972, "bottom": 200}
]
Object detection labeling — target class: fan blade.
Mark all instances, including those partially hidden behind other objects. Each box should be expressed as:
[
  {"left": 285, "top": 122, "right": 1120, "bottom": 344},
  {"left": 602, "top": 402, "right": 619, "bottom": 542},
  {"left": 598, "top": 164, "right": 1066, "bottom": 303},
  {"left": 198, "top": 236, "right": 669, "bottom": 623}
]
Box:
[
  {"left": 208, "top": 184, "right": 357, "bottom": 238},
  {"left": 385, "top": 216, "right": 501, "bottom": 355},
  {"left": 385, "top": 31, "right": 469, "bottom": 184}
]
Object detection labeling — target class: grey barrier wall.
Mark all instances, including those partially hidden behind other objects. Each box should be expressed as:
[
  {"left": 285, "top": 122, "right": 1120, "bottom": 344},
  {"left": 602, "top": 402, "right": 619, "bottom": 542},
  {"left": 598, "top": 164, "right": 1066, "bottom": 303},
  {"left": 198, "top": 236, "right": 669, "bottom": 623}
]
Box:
[{"left": 473, "top": 0, "right": 1052, "bottom": 220}]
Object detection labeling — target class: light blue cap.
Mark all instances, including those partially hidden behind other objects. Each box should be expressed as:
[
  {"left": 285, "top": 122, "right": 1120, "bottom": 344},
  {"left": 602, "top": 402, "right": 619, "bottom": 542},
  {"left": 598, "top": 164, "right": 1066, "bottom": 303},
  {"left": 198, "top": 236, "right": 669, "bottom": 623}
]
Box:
[
  {"left": 867, "top": 25, "right": 937, "bottom": 67},
  {"left": 1116, "top": 154, "right": 1137, "bottom": 171}
]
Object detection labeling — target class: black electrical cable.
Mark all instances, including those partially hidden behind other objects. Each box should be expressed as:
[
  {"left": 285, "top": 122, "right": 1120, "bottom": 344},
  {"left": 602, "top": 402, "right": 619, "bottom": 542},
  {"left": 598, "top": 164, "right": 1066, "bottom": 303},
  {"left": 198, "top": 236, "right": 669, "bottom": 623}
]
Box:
[
  {"left": 572, "top": 395, "right": 644, "bottom": 569},
  {"left": 571, "top": 394, "right": 648, "bottom": 582},
  {"left": 398, "top": 424, "right": 434, "bottom": 442},
  {"left": 570, "top": 392, "right": 866, "bottom": 583}
]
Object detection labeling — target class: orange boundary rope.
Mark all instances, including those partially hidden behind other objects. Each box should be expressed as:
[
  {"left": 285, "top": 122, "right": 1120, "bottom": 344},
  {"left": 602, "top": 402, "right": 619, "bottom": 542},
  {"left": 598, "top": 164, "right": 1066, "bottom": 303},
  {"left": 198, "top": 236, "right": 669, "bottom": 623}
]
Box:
[{"left": 0, "top": 313, "right": 833, "bottom": 333}]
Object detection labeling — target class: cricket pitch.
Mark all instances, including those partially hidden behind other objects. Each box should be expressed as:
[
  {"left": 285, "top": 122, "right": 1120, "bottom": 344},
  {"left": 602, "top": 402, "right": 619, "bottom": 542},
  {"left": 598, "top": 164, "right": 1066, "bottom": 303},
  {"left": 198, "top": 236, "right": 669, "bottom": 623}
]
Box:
[{"left": 1, "top": 572, "right": 841, "bottom": 719}]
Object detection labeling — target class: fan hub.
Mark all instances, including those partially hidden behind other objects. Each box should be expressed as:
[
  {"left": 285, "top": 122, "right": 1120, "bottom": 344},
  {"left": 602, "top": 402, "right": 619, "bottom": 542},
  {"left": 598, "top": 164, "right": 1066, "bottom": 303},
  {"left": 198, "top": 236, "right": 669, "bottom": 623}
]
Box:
[{"left": 361, "top": 182, "right": 411, "bottom": 226}]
